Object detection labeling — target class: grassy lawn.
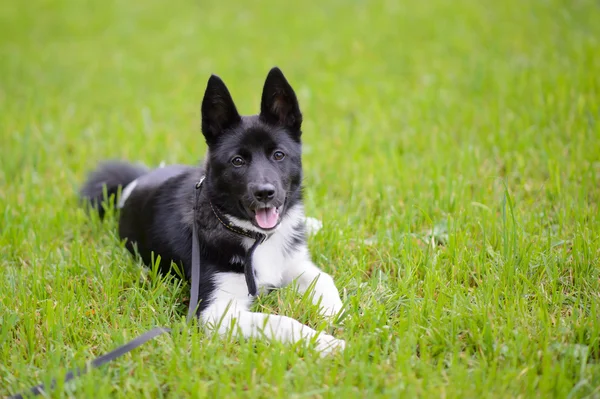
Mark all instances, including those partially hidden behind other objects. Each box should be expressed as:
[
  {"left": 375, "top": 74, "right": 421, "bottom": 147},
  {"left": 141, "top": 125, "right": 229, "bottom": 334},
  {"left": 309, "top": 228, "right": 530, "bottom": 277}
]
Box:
[{"left": 1, "top": 0, "right": 599, "bottom": 397}]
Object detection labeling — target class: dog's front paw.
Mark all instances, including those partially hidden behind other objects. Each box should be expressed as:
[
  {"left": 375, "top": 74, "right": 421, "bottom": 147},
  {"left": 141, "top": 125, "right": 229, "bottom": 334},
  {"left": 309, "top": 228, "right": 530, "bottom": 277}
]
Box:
[
  {"left": 319, "top": 297, "right": 344, "bottom": 321},
  {"left": 315, "top": 333, "right": 346, "bottom": 356}
]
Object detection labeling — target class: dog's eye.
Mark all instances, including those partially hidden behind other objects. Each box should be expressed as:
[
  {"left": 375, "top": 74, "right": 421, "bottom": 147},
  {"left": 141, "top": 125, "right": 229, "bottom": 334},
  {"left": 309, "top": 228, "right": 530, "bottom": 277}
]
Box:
[
  {"left": 273, "top": 151, "right": 285, "bottom": 161},
  {"left": 231, "top": 156, "right": 245, "bottom": 167}
]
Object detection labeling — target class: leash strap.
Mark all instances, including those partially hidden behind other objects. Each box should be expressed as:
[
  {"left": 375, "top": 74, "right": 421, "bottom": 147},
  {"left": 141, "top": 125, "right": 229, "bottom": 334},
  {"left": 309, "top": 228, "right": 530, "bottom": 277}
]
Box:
[
  {"left": 9, "top": 327, "right": 172, "bottom": 399},
  {"left": 244, "top": 236, "right": 264, "bottom": 296},
  {"left": 9, "top": 180, "right": 206, "bottom": 399},
  {"left": 186, "top": 177, "right": 204, "bottom": 322}
]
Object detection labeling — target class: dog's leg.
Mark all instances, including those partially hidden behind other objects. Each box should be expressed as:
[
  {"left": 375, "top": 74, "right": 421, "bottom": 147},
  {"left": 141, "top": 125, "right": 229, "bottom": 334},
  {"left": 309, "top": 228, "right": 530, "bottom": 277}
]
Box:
[
  {"left": 283, "top": 254, "right": 344, "bottom": 319},
  {"left": 201, "top": 272, "right": 345, "bottom": 354}
]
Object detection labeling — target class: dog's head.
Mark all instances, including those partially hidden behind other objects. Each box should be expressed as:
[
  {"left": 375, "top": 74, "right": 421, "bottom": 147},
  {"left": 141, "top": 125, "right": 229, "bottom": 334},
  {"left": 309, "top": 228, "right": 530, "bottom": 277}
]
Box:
[{"left": 201, "top": 67, "right": 303, "bottom": 231}]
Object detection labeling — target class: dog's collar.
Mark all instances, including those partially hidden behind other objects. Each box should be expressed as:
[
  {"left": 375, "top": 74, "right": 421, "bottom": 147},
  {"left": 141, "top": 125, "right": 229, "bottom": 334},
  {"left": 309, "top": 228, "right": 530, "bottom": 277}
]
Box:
[
  {"left": 208, "top": 202, "right": 267, "bottom": 244},
  {"left": 195, "top": 177, "right": 265, "bottom": 296}
]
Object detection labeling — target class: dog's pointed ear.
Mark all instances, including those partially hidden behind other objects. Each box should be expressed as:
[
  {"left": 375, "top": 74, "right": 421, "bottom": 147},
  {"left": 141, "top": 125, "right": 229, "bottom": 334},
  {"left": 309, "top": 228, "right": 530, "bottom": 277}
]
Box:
[
  {"left": 260, "top": 67, "right": 302, "bottom": 134},
  {"left": 201, "top": 74, "right": 241, "bottom": 146}
]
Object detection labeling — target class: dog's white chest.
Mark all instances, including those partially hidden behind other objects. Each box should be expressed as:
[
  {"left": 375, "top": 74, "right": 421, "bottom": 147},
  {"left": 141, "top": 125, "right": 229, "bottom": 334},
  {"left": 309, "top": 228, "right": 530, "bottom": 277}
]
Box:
[
  {"left": 251, "top": 235, "right": 287, "bottom": 290},
  {"left": 228, "top": 204, "right": 307, "bottom": 293}
]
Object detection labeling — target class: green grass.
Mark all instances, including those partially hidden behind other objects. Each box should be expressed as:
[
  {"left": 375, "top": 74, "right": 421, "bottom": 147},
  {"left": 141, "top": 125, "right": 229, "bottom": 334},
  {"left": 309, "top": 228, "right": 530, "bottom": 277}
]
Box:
[{"left": 1, "top": 0, "right": 599, "bottom": 397}]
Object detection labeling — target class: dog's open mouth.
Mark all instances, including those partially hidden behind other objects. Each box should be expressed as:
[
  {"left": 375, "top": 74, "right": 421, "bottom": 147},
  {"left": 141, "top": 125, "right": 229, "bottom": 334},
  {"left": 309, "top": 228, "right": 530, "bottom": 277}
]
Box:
[{"left": 254, "top": 206, "right": 280, "bottom": 229}]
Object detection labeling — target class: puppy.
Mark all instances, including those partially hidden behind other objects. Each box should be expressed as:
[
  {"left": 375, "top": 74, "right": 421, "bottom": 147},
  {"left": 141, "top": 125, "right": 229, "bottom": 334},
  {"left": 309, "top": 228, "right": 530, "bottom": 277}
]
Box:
[{"left": 81, "top": 67, "right": 345, "bottom": 353}]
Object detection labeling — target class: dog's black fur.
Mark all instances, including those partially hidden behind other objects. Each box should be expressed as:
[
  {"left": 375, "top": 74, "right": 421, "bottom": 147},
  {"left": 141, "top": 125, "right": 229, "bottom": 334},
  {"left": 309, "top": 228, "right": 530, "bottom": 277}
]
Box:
[{"left": 80, "top": 67, "right": 306, "bottom": 313}]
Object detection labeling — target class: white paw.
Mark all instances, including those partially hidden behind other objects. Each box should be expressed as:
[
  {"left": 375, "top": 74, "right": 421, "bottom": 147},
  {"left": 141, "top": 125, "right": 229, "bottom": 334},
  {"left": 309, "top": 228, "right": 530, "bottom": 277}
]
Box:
[
  {"left": 319, "top": 297, "right": 344, "bottom": 320},
  {"left": 315, "top": 334, "right": 346, "bottom": 355},
  {"left": 304, "top": 217, "right": 323, "bottom": 236}
]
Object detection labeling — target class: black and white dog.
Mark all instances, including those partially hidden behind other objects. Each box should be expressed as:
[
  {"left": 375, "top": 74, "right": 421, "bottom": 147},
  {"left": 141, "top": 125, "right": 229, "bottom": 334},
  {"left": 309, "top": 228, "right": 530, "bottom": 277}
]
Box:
[{"left": 80, "top": 67, "right": 345, "bottom": 353}]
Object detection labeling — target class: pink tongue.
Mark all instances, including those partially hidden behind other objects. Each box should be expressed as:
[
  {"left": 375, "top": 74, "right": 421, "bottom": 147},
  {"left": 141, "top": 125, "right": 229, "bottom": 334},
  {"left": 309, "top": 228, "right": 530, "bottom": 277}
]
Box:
[{"left": 255, "top": 207, "right": 279, "bottom": 229}]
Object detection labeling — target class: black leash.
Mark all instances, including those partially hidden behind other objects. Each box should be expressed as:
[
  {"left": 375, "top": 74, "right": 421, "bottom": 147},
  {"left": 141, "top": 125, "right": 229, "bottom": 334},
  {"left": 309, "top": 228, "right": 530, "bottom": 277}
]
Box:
[
  {"left": 8, "top": 327, "right": 172, "bottom": 399},
  {"left": 9, "top": 177, "right": 267, "bottom": 398},
  {"left": 186, "top": 177, "right": 205, "bottom": 321}
]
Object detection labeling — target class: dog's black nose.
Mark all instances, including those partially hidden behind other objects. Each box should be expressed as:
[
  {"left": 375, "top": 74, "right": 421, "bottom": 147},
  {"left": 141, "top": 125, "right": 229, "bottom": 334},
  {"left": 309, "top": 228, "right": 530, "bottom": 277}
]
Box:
[{"left": 253, "top": 184, "right": 276, "bottom": 202}]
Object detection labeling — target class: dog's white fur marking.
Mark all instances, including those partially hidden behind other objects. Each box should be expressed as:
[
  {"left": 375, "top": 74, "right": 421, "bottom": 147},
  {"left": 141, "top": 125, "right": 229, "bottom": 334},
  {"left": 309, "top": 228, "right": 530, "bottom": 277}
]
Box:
[
  {"left": 304, "top": 216, "right": 323, "bottom": 236},
  {"left": 281, "top": 257, "right": 344, "bottom": 317},
  {"left": 230, "top": 254, "right": 245, "bottom": 265},
  {"left": 203, "top": 204, "right": 345, "bottom": 354},
  {"left": 117, "top": 161, "right": 166, "bottom": 209},
  {"left": 117, "top": 179, "right": 138, "bottom": 209}
]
